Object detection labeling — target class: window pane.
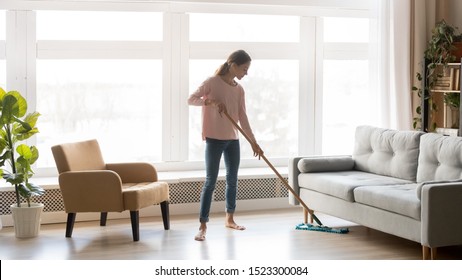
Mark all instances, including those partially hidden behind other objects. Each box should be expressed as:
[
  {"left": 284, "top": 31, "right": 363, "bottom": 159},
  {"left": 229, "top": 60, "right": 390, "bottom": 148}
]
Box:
[
  {"left": 0, "top": 10, "right": 5, "bottom": 86},
  {"left": 324, "top": 17, "right": 369, "bottom": 43},
  {"left": 189, "top": 60, "right": 299, "bottom": 161},
  {"left": 190, "top": 14, "right": 299, "bottom": 42},
  {"left": 0, "top": 10, "right": 5, "bottom": 40},
  {"left": 322, "top": 60, "right": 376, "bottom": 155},
  {"left": 37, "top": 11, "right": 162, "bottom": 41},
  {"left": 0, "top": 61, "right": 5, "bottom": 89},
  {"left": 36, "top": 59, "right": 162, "bottom": 167}
]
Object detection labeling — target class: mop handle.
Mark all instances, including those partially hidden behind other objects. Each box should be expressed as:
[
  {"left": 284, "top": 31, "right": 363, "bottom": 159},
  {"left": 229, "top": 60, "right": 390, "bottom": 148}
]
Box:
[{"left": 222, "top": 110, "right": 314, "bottom": 215}]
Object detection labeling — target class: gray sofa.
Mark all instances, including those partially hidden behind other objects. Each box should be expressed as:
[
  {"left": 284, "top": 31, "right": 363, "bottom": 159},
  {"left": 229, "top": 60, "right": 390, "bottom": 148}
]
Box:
[{"left": 289, "top": 125, "right": 462, "bottom": 259}]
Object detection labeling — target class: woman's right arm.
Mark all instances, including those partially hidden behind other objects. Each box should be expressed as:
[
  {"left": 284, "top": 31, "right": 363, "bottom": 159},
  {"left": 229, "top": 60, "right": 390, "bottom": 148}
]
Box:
[{"left": 188, "top": 80, "right": 209, "bottom": 106}]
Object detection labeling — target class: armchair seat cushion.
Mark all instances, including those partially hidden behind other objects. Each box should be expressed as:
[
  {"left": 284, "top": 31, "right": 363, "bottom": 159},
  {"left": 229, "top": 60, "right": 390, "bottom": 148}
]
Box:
[{"left": 122, "top": 182, "right": 169, "bottom": 210}]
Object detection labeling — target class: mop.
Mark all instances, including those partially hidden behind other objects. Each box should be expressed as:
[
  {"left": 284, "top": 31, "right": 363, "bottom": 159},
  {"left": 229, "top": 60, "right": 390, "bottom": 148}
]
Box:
[{"left": 223, "top": 110, "right": 349, "bottom": 234}]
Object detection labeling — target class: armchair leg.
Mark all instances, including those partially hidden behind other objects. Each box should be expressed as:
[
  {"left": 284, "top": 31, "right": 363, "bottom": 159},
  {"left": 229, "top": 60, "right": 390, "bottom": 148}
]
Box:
[
  {"left": 130, "top": 210, "right": 140, "bottom": 241},
  {"left": 160, "top": 201, "right": 170, "bottom": 230},
  {"left": 100, "top": 212, "right": 108, "bottom": 226},
  {"left": 65, "top": 213, "right": 76, "bottom": 238}
]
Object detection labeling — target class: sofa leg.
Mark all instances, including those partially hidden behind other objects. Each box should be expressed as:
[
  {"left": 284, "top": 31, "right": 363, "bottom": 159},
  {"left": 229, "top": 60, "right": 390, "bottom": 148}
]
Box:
[
  {"left": 303, "top": 208, "right": 308, "bottom": 224},
  {"left": 431, "top": 247, "right": 437, "bottom": 260},
  {"left": 303, "top": 208, "right": 314, "bottom": 224},
  {"left": 130, "top": 211, "right": 140, "bottom": 242},
  {"left": 422, "top": 246, "right": 437, "bottom": 260}
]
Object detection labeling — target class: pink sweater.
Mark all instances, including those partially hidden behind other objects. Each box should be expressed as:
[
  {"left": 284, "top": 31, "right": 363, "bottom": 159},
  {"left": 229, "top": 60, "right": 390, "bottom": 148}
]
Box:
[{"left": 188, "top": 76, "right": 256, "bottom": 143}]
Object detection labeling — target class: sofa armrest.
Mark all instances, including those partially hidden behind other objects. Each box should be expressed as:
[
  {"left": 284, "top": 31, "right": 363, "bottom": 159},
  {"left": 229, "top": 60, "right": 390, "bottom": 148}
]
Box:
[
  {"left": 288, "top": 157, "right": 304, "bottom": 205},
  {"left": 421, "top": 183, "right": 462, "bottom": 248},
  {"left": 106, "top": 162, "right": 158, "bottom": 183},
  {"left": 297, "top": 155, "right": 354, "bottom": 173},
  {"left": 59, "top": 170, "right": 124, "bottom": 212},
  {"left": 288, "top": 155, "right": 354, "bottom": 205}
]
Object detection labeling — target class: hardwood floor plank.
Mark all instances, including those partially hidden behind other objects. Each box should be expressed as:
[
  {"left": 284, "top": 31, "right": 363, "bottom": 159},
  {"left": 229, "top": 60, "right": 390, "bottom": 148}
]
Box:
[{"left": 0, "top": 208, "right": 461, "bottom": 260}]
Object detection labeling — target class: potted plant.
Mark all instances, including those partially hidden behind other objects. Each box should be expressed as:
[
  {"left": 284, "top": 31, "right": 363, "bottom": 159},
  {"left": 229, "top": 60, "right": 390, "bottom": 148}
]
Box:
[
  {"left": 0, "top": 87, "right": 44, "bottom": 238},
  {"left": 413, "top": 20, "right": 461, "bottom": 131}
]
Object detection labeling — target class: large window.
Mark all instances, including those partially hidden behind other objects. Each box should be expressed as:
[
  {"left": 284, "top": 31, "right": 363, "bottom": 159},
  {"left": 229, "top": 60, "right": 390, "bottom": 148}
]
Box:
[
  {"left": 35, "top": 11, "right": 163, "bottom": 168},
  {"left": 1, "top": 2, "right": 380, "bottom": 175}
]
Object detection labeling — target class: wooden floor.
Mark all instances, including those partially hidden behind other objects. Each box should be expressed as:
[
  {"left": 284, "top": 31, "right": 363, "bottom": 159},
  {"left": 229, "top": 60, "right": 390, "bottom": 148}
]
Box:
[{"left": 1, "top": 208, "right": 461, "bottom": 260}]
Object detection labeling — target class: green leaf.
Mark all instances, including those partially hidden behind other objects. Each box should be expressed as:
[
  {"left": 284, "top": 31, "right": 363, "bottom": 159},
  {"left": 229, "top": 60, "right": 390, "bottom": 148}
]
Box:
[
  {"left": 29, "top": 146, "right": 39, "bottom": 165},
  {"left": 3, "top": 173, "right": 25, "bottom": 185},
  {"left": 0, "top": 87, "right": 6, "bottom": 102},
  {"left": 6, "top": 91, "right": 27, "bottom": 118},
  {"left": 17, "top": 183, "right": 32, "bottom": 199},
  {"left": 0, "top": 137, "right": 7, "bottom": 154},
  {"left": 16, "top": 144, "right": 32, "bottom": 159},
  {"left": 13, "top": 113, "right": 40, "bottom": 141},
  {"left": 1, "top": 95, "right": 19, "bottom": 125},
  {"left": 24, "top": 112, "right": 40, "bottom": 129},
  {"left": 16, "top": 127, "right": 39, "bottom": 141},
  {"left": 17, "top": 182, "right": 44, "bottom": 200}
]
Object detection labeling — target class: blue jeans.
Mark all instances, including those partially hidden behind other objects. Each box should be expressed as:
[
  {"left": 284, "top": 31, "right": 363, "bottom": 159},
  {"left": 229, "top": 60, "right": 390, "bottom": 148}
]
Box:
[{"left": 199, "top": 138, "right": 240, "bottom": 223}]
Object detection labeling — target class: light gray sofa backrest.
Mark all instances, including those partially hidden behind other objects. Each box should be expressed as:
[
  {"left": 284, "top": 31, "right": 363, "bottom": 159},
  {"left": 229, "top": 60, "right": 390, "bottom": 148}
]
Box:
[
  {"left": 417, "top": 133, "right": 462, "bottom": 182},
  {"left": 353, "top": 126, "right": 424, "bottom": 181}
]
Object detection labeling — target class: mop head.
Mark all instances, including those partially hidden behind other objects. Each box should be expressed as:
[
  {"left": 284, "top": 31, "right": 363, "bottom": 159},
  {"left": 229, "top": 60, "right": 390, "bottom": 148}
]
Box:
[{"left": 295, "top": 223, "right": 349, "bottom": 234}]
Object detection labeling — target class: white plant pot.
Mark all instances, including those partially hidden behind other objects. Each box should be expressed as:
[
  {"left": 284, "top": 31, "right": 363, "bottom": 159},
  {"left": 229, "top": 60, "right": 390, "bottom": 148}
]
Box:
[{"left": 10, "top": 203, "right": 44, "bottom": 238}]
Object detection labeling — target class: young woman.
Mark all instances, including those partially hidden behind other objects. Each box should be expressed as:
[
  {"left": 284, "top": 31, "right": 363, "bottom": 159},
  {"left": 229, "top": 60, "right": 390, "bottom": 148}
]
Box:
[{"left": 188, "top": 50, "right": 263, "bottom": 241}]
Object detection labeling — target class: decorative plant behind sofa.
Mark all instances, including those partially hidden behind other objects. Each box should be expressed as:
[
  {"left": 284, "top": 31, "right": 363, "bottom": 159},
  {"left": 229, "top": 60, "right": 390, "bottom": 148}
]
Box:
[
  {"left": 0, "top": 87, "right": 44, "bottom": 207},
  {"left": 413, "top": 20, "right": 461, "bottom": 131}
]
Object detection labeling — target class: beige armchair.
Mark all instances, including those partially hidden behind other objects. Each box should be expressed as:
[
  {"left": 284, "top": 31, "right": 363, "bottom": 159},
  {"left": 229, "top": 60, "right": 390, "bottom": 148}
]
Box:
[{"left": 51, "top": 139, "right": 170, "bottom": 241}]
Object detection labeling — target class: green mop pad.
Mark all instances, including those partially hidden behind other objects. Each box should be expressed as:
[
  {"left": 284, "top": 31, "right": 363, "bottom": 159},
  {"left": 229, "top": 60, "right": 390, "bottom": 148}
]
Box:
[{"left": 296, "top": 223, "right": 349, "bottom": 234}]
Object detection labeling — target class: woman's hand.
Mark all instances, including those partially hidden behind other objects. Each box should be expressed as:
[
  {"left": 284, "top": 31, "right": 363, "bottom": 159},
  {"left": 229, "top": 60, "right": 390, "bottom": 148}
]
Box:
[
  {"left": 251, "top": 142, "right": 264, "bottom": 160},
  {"left": 205, "top": 99, "right": 227, "bottom": 115}
]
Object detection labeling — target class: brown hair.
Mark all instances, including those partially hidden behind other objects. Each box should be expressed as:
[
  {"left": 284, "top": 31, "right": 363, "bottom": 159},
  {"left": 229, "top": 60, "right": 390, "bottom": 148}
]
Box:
[{"left": 215, "top": 50, "right": 251, "bottom": 76}]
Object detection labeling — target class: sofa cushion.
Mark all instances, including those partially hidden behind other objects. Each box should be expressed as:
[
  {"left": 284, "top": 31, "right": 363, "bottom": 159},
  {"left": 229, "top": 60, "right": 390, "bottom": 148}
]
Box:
[
  {"left": 417, "top": 133, "right": 462, "bottom": 182},
  {"left": 298, "top": 171, "right": 412, "bottom": 202},
  {"left": 353, "top": 126, "right": 424, "bottom": 181},
  {"left": 297, "top": 155, "right": 354, "bottom": 173},
  {"left": 353, "top": 184, "right": 421, "bottom": 220}
]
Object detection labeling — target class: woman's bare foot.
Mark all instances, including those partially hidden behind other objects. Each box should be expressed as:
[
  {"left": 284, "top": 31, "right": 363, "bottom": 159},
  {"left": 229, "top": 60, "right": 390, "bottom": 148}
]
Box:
[
  {"left": 225, "top": 223, "right": 246, "bottom": 230},
  {"left": 225, "top": 213, "right": 246, "bottom": 230},
  {"left": 194, "top": 223, "right": 207, "bottom": 241}
]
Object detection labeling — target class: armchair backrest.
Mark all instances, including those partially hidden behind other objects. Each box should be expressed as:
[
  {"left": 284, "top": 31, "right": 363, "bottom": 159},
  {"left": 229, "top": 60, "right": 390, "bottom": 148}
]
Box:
[{"left": 51, "top": 139, "right": 106, "bottom": 174}]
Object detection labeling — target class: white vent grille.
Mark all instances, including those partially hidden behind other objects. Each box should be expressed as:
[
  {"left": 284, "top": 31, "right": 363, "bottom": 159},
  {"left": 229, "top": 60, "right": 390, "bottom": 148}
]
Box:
[
  {"left": 0, "top": 177, "right": 288, "bottom": 215},
  {"left": 0, "top": 188, "right": 64, "bottom": 214}
]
